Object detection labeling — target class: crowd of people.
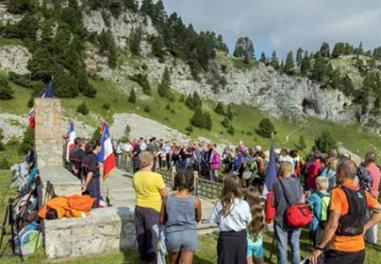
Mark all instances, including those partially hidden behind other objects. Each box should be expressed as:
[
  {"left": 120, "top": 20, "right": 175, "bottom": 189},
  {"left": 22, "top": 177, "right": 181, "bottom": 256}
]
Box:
[{"left": 126, "top": 138, "right": 381, "bottom": 264}]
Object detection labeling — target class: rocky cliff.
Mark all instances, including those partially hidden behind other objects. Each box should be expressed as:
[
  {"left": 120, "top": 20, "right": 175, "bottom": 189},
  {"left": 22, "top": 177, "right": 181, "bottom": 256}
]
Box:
[{"left": 0, "top": 3, "right": 369, "bottom": 132}]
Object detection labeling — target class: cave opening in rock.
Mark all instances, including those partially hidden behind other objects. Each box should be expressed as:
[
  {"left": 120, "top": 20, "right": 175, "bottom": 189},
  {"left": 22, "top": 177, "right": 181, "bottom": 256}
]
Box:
[{"left": 302, "top": 98, "right": 319, "bottom": 114}]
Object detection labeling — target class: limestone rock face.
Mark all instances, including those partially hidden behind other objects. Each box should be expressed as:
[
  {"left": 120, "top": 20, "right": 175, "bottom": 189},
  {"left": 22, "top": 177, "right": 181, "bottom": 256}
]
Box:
[
  {"left": 0, "top": 45, "right": 31, "bottom": 75},
  {"left": 83, "top": 10, "right": 157, "bottom": 55},
  {"left": 0, "top": 4, "right": 23, "bottom": 26}
]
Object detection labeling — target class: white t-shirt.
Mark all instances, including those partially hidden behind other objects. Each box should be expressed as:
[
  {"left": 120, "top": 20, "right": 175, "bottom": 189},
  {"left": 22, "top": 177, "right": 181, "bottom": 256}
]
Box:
[{"left": 210, "top": 198, "right": 252, "bottom": 232}]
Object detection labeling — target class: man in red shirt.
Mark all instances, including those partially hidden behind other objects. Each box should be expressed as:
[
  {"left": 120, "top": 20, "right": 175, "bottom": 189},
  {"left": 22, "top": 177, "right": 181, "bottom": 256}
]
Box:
[
  {"left": 364, "top": 151, "right": 381, "bottom": 244},
  {"left": 306, "top": 151, "right": 323, "bottom": 190}
]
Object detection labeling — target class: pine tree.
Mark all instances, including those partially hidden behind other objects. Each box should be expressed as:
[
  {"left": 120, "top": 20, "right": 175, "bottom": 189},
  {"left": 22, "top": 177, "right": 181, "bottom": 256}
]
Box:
[
  {"left": 233, "top": 36, "right": 254, "bottom": 64},
  {"left": 320, "top": 42, "right": 330, "bottom": 57},
  {"left": 227, "top": 104, "right": 233, "bottom": 120},
  {"left": 0, "top": 75, "right": 14, "bottom": 100},
  {"left": 129, "top": 27, "right": 142, "bottom": 55},
  {"left": 77, "top": 102, "right": 89, "bottom": 115},
  {"left": 332, "top": 42, "right": 345, "bottom": 58},
  {"left": 259, "top": 52, "right": 267, "bottom": 64},
  {"left": 270, "top": 51, "right": 279, "bottom": 69},
  {"left": 18, "top": 127, "right": 34, "bottom": 154},
  {"left": 215, "top": 102, "right": 225, "bottom": 115},
  {"left": 158, "top": 67, "right": 172, "bottom": 99},
  {"left": 190, "top": 109, "right": 204, "bottom": 128},
  {"left": 54, "top": 67, "right": 79, "bottom": 98},
  {"left": 300, "top": 51, "right": 311, "bottom": 76},
  {"left": 283, "top": 51, "right": 295, "bottom": 75},
  {"left": 313, "top": 130, "right": 337, "bottom": 154},
  {"left": 311, "top": 53, "right": 328, "bottom": 83},
  {"left": 296, "top": 48, "right": 303, "bottom": 66},
  {"left": 124, "top": 0, "right": 138, "bottom": 12},
  {"left": 6, "top": 0, "right": 36, "bottom": 14},
  {"left": 128, "top": 88, "right": 137, "bottom": 103},
  {"left": 255, "top": 118, "right": 276, "bottom": 138},
  {"left": 149, "top": 35, "right": 165, "bottom": 58},
  {"left": 341, "top": 75, "right": 354, "bottom": 96}
]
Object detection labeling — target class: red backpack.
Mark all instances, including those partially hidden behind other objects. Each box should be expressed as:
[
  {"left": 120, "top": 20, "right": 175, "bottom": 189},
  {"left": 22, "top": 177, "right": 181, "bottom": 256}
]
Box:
[{"left": 280, "top": 180, "right": 313, "bottom": 229}]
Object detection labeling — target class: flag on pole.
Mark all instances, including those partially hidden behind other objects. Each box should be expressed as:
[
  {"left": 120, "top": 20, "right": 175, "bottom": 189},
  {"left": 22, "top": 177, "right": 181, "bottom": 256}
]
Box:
[
  {"left": 98, "top": 123, "right": 116, "bottom": 179},
  {"left": 263, "top": 142, "right": 277, "bottom": 224},
  {"left": 28, "top": 81, "right": 54, "bottom": 128},
  {"left": 66, "top": 121, "right": 76, "bottom": 162}
]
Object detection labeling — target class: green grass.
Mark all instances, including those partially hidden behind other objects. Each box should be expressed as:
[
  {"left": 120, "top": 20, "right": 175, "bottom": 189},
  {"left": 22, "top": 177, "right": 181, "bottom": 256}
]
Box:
[
  {"left": 0, "top": 169, "right": 380, "bottom": 263},
  {"left": 0, "top": 37, "right": 24, "bottom": 47}
]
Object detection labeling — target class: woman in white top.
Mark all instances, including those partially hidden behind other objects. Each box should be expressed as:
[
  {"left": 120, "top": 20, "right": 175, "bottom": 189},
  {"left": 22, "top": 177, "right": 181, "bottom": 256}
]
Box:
[{"left": 210, "top": 174, "right": 252, "bottom": 264}]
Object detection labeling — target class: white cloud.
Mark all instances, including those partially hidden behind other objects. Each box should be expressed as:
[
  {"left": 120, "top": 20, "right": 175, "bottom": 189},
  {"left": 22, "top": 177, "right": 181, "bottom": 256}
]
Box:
[{"left": 162, "top": 0, "right": 381, "bottom": 58}]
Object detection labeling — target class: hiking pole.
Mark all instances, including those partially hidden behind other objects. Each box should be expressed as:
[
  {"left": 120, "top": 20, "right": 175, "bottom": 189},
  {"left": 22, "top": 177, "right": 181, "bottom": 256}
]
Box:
[{"left": 268, "top": 235, "right": 276, "bottom": 263}]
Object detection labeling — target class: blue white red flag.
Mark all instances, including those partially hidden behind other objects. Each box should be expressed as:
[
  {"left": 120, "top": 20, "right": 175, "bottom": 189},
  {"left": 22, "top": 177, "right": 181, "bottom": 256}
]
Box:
[
  {"left": 98, "top": 123, "right": 116, "bottom": 179},
  {"left": 66, "top": 121, "right": 76, "bottom": 162}
]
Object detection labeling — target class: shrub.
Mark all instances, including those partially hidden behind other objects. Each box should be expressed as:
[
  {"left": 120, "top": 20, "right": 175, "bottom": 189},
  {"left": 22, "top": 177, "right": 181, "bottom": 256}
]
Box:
[
  {"left": 102, "top": 103, "right": 111, "bottom": 110},
  {"left": 128, "top": 88, "right": 137, "bottom": 103},
  {"left": 227, "top": 125, "right": 235, "bottom": 135},
  {"left": 191, "top": 109, "right": 212, "bottom": 130},
  {"left": 0, "top": 75, "right": 14, "bottom": 100},
  {"left": 313, "top": 130, "right": 337, "bottom": 154},
  {"left": 77, "top": 102, "right": 89, "bottom": 115},
  {"left": 215, "top": 102, "right": 225, "bottom": 115},
  {"left": 255, "top": 118, "right": 276, "bottom": 138},
  {"left": 221, "top": 117, "right": 230, "bottom": 128},
  {"left": 18, "top": 127, "right": 34, "bottom": 154},
  {"left": 144, "top": 105, "right": 151, "bottom": 112},
  {"left": 0, "top": 156, "right": 11, "bottom": 170},
  {"left": 185, "top": 125, "right": 193, "bottom": 133},
  {"left": 128, "top": 73, "right": 151, "bottom": 95}
]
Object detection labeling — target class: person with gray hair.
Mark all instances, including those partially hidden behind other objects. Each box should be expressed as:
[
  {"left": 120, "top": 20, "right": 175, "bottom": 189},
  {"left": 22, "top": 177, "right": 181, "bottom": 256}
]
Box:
[
  {"left": 309, "top": 159, "right": 381, "bottom": 264},
  {"left": 363, "top": 151, "right": 381, "bottom": 245}
]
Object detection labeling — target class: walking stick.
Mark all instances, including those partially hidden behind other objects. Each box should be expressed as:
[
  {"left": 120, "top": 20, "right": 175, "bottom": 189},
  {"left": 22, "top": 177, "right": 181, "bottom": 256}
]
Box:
[{"left": 268, "top": 235, "right": 276, "bottom": 263}]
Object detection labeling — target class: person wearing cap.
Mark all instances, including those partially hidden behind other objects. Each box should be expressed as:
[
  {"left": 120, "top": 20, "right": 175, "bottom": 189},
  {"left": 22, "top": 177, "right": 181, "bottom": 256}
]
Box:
[{"left": 306, "top": 151, "right": 323, "bottom": 190}]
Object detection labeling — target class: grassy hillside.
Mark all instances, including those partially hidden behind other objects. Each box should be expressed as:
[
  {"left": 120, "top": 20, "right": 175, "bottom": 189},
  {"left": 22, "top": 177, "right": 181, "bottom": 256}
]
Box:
[{"left": 1, "top": 79, "right": 381, "bottom": 160}]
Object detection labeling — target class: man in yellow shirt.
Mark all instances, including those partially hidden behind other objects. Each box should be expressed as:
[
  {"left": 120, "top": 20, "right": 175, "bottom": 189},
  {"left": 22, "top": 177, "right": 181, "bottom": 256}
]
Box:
[
  {"left": 310, "top": 159, "right": 381, "bottom": 264},
  {"left": 133, "top": 151, "right": 168, "bottom": 264}
]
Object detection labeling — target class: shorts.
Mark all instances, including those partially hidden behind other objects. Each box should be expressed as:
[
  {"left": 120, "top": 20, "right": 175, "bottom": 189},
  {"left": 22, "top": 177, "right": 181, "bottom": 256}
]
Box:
[
  {"left": 165, "top": 229, "right": 197, "bottom": 252},
  {"left": 247, "top": 236, "right": 263, "bottom": 258}
]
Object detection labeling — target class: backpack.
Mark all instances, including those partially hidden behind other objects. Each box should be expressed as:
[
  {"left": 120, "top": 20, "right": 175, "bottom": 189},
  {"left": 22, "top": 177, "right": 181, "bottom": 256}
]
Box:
[
  {"left": 280, "top": 180, "right": 313, "bottom": 229},
  {"left": 357, "top": 166, "right": 372, "bottom": 191},
  {"left": 315, "top": 191, "right": 330, "bottom": 222}
]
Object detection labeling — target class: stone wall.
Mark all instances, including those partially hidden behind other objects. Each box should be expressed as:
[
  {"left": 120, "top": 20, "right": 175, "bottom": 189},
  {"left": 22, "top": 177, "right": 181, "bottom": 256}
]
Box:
[
  {"left": 34, "top": 98, "right": 63, "bottom": 168},
  {"left": 44, "top": 207, "right": 136, "bottom": 259}
]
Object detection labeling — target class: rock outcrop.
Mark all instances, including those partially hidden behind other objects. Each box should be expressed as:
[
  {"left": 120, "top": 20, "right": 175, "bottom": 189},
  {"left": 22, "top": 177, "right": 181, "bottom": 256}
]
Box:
[{"left": 0, "top": 45, "right": 31, "bottom": 75}]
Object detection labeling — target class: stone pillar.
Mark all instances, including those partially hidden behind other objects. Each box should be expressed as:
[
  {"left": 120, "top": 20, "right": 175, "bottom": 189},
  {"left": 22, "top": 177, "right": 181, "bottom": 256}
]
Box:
[{"left": 34, "top": 98, "right": 63, "bottom": 168}]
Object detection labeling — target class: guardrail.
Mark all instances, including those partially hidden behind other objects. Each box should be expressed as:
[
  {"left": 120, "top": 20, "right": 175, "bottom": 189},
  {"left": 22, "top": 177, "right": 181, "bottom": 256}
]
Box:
[{"left": 116, "top": 158, "right": 223, "bottom": 200}]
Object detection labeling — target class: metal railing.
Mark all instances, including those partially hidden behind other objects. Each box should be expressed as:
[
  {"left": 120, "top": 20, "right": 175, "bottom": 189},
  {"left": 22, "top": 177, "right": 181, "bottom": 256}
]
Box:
[{"left": 116, "top": 158, "right": 223, "bottom": 200}]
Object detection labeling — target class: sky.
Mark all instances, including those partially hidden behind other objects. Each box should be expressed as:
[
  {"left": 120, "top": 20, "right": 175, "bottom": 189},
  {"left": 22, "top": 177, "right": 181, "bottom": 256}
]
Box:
[{"left": 161, "top": 0, "right": 381, "bottom": 59}]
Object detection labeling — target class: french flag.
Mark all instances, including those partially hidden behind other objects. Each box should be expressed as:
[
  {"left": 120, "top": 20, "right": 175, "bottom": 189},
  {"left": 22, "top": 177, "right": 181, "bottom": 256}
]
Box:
[
  {"left": 263, "top": 142, "right": 277, "bottom": 224},
  {"left": 98, "top": 123, "right": 116, "bottom": 179},
  {"left": 66, "top": 121, "right": 76, "bottom": 162}
]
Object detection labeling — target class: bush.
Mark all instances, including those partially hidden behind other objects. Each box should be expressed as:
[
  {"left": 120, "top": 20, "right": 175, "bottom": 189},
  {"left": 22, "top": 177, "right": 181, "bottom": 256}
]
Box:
[
  {"left": 313, "top": 130, "right": 337, "bottom": 154},
  {"left": 227, "top": 105, "right": 233, "bottom": 120},
  {"left": 0, "top": 75, "right": 14, "bottom": 100},
  {"left": 298, "top": 135, "right": 307, "bottom": 150},
  {"left": 0, "top": 128, "right": 4, "bottom": 151},
  {"left": 77, "top": 102, "right": 89, "bottom": 115},
  {"left": 128, "top": 88, "right": 137, "bottom": 103},
  {"left": 102, "top": 103, "right": 111, "bottom": 110},
  {"left": 221, "top": 117, "right": 230, "bottom": 128},
  {"left": 191, "top": 109, "right": 212, "bottom": 130},
  {"left": 120, "top": 125, "right": 131, "bottom": 142},
  {"left": 18, "top": 127, "right": 34, "bottom": 154},
  {"left": 185, "top": 125, "right": 193, "bottom": 133},
  {"left": 227, "top": 125, "right": 235, "bottom": 135},
  {"left": 215, "top": 102, "right": 225, "bottom": 115},
  {"left": 54, "top": 68, "right": 79, "bottom": 98},
  {"left": 144, "top": 105, "right": 151, "bottom": 112},
  {"left": 92, "top": 126, "right": 101, "bottom": 141},
  {"left": 0, "top": 156, "right": 11, "bottom": 170},
  {"left": 255, "top": 118, "right": 276, "bottom": 138},
  {"left": 128, "top": 73, "right": 151, "bottom": 95}
]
